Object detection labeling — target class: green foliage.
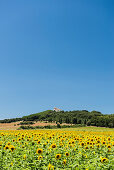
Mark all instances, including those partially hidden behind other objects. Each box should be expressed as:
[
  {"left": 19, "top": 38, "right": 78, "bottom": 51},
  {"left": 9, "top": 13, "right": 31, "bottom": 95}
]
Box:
[
  {"left": 18, "top": 124, "right": 86, "bottom": 130},
  {"left": 22, "top": 110, "right": 113, "bottom": 128},
  {"left": 0, "top": 118, "right": 22, "bottom": 123},
  {"left": 57, "top": 123, "right": 61, "bottom": 128},
  {"left": 0, "top": 110, "right": 114, "bottom": 128},
  {"left": 19, "top": 121, "right": 35, "bottom": 125}
]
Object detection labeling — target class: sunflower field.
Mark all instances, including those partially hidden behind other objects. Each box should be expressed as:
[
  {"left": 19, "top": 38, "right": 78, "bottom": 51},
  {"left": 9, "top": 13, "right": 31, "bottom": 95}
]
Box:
[{"left": 0, "top": 128, "right": 114, "bottom": 170}]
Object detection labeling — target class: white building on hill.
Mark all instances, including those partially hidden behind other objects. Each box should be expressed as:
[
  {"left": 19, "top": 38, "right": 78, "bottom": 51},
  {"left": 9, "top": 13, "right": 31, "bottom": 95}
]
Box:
[{"left": 53, "top": 107, "right": 61, "bottom": 112}]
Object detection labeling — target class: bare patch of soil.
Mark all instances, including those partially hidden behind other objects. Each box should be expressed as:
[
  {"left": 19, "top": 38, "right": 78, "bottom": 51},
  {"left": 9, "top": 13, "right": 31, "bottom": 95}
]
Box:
[
  {"left": 0, "top": 121, "right": 71, "bottom": 130},
  {"left": 0, "top": 121, "right": 21, "bottom": 130}
]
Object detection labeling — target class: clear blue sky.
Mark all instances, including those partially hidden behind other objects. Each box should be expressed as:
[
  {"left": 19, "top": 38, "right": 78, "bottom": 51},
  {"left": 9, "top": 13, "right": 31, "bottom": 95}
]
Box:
[{"left": 0, "top": 0, "right": 114, "bottom": 119}]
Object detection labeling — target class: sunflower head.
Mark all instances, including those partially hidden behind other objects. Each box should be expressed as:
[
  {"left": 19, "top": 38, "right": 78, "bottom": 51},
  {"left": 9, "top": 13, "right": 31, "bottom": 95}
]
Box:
[
  {"left": 107, "top": 144, "right": 111, "bottom": 148},
  {"left": 23, "top": 154, "right": 26, "bottom": 159},
  {"left": 108, "top": 148, "right": 111, "bottom": 152},
  {"left": 36, "top": 148, "right": 43, "bottom": 154},
  {"left": 101, "top": 157, "right": 108, "bottom": 163},
  {"left": 90, "top": 138, "right": 94, "bottom": 142},
  {"left": 37, "top": 140, "right": 40, "bottom": 144},
  {"left": 4, "top": 145, "right": 9, "bottom": 150},
  {"left": 81, "top": 142, "right": 84, "bottom": 146},
  {"left": 0, "top": 141, "right": 2, "bottom": 146},
  {"left": 48, "top": 163, "right": 54, "bottom": 170},
  {"left": 65, "top": 152, "right": 69, "bottom": 157},
  {"left": 38, "top": 155, "right": 43, "bottom": 160},
  {"left": 112, "top": 142, "right": 114, "bottom": 146},
  {"left": 55, "top": 154, "right": 61, "bottom": 159},
  {"left": 107, "top": 137, "right": 110, "bottom": 141},
  {"left": 10, "top": 145, "right": 15, "bottom": 152},
  {"left": 43, "top": 143, "right": 47, "bottom": 147},
  {"left": 97, "top": 144, "right": 100, "bottom": 148},
  {"left": 7, "top": 142, "right": 11, "bottom": 145},
  {"left": 72, "top": 140, "right": 75, "bottom": 144},
  {"left": 51, "top": 143, "right": 56, "bottom": 149},
  {"left": 102, "top": 141, "right": 106, "bottom": 145},
  {"left": 63, "top": 159, "right": 66, "bottom": 165},
  {"left": 85, "top": 146, "right": 89, "bottom": 149},
  {"left": 90, "top": 145, "right": 93, "bottom": 148}
]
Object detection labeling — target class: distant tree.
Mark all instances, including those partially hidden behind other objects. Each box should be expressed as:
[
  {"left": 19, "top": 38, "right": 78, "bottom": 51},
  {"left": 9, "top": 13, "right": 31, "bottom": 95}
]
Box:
[
  {"left": 77, "top": 119, "right": 81, "bottom": 124},
  {"left": 84, "top": 119, "right": 87, "bottom": 125},
  {"left": 48, "top": 118, "right": 52, "bottom": 122},
  {"left": 72, "top": 118, "right": 77, "bottom": 124},
  {"left": 87, "top": 120, "right": 91, "bottom": 126},
  {"left": 108, "top": 122, "right": 113, "bottom": 128},
  {"left": 59, "top": 118, "right": 62, "bottom": 124},
  {"left": 65, "top": 117, "right": 71, "bottom": 124},
  {"left": 57, "top": 123, "right": 61, "bottom": 128}
]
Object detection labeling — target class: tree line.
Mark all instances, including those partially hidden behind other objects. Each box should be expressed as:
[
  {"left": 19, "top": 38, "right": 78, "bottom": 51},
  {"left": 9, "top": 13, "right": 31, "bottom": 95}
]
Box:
[{"left": 0, "top": 110, "right": 114, "bottom": 128}]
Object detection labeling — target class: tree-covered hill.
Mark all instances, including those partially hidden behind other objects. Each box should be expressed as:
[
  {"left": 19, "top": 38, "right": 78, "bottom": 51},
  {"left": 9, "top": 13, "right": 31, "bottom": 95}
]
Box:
[{"left": 0, "top": 110, "right": 114, "bottom": 128}]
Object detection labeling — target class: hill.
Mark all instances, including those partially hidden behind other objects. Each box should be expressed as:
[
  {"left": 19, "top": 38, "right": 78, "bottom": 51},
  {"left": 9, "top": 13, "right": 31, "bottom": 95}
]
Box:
[{"left": 0, "top": 110, "right": 114, "bottom": 128}]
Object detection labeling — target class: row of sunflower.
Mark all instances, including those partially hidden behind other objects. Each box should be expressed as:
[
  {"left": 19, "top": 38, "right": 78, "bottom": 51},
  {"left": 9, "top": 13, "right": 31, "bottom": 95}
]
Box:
[{"left": 0, "top": 129, "right": 114, "bottom": 169}]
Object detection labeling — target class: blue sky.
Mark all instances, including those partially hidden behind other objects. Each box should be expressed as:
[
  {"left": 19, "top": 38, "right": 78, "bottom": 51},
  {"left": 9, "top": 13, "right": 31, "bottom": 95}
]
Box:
[{"left": 0, "top": 0, "right": 114, "bottom": 119}]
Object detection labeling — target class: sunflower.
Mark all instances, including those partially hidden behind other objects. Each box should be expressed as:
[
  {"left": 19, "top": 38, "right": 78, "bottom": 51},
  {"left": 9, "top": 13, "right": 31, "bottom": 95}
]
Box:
[
  {"left": 0, "top": 141, "right": 2, "bottom": 146},
  {"left": 112, "top": 141, "right": 114, "bottom": 146},
  {"left": 65, "top": 152, "right": 69, "bottom": 157},
  {"left": 97, "top": 140, "right": 100, "bottom": 143},
  {"left": 38, "top": 155, "right": 43, "bottom": 160},
  {"left": 90, "top": 138, "right": 94, "bottom": 141},
  {"left": 1, "top": 133, "right": 4, "bottom": 136},
  {"left": 89, "top": 142, "right": 93, "bottom": 145},
  {"left": 7, "top": 142, "right": 11, "bottom": 145},
  {"left": 23, "top": 154, "right": 26, "bottom": 159},
  {"left": 107, "top": 137, "right": 110, "bottom": 141},
  {"left": 90, "top": 145, "right": 93, "bottom": 148},
  {"left": 85, "top": 154, "right": 87, "bottom": 158},
  {"left": 96, "top": 144, "right": 100, "bottom": 148},
  {"left": 43, "top": 143, "right": 47, "bottom": 147},
  {"left": 10, "top": 145, "right": 15, "bottom": 152},
  {"left": 108, "top": 148, "right": 111, "bottom": 152},
  {"left": 86, "top": 141, "right": 89, "bottom": 145},
  {"left": 80, "top": 142, "right": 84, "bottom": 147},
  {"left": 48, "top": 163, "right": 54, "bottom": 170},
  {"left": 37, "top": 140, "right": 40, "bottom": 144},
  {"left": 63, "top": 159, "right": 66, "bottom": 165},
  {"left": 51, "top": 143, "right": 56, "bottom": 149},
  {"left": 85, "top": 146, "right": 89, "bottom": 149},
  {"left": 18, "top": 138, "right": 21, "bottom": 141},
  {"left": 107, "top": 144, "right": 111, "bottom": 148},
  {"left": 4, "top": 145, "right": 9, "bottom": 150},
  {"left": 36, "top": 148, "right": 43, "bottom": 154},
  {"left": 72, "top": 140, "right": 75, "bottom": 144},
  {"left": 101, "top": 157, "right": 108, "bottom": 163},
  {"left": 55, "top": 154, "right": 61, "bottom": 159},
  {"left": 11, "top": 162, "right": 13, "bottom": 166},
  {"left": 22, "top": 145, "right": 25, "bottom": 148},
  {"left": 102, "top": 141, "right": 106, "bottom": 145}
]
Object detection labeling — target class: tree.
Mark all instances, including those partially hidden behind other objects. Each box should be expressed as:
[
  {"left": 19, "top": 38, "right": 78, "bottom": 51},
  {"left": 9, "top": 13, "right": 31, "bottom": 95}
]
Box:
[
  {"left": 59, "top": 118, "right": 62, "bottom": 124},
  {"left": 77, "top": 119, "right": 81, "bottom": 124},
  {"left": 72, "top": 118, "right": 77, "bottom": 124}
]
